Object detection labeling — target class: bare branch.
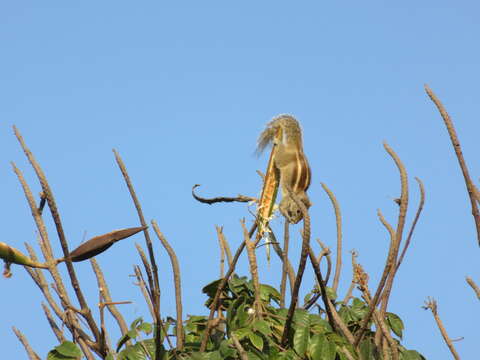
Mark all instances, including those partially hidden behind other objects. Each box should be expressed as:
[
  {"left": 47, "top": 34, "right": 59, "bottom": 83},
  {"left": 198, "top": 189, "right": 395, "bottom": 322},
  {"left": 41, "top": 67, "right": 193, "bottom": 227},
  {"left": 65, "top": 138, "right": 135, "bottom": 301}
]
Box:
[
  {"left": 396, "top": 177, "right": 425, "bottom": 272},
  {"left": 12, "top": 327, "right": 41, "bottom": 360},
  {"left": 215, "top": 226, "right": 226, "bottom": 277},
  {"left": 423, "top": 298, "right": 461, "bottom": 360},
  {"left": 113, "top": 149, "right": 163, "bottom": 360},
  {"left": 466, "top": 276, "right": 480, "bottom": 300},
  {"left": 321, "top": 183, "right": 343, "bottom": 293},
  {"left": 41, "top": 303, "right": 66, "bottom": 343},
  {"left": 192, "top": 184, "right": 256, "bottom": 204},
  {"left": 152, "top": 220, "right": 184, "bottom": 350},
  {"left": 425, "top": 84, "right": 480, "bottom": 246},
  {"left": 281, "top": 188, "right": 312, "bottom": 347},
  {"left": 231, "top": 333, "right": 249, "bottom": 360},
  {"left": 280, "top": 220, "right": 290, "bottom": 308}
]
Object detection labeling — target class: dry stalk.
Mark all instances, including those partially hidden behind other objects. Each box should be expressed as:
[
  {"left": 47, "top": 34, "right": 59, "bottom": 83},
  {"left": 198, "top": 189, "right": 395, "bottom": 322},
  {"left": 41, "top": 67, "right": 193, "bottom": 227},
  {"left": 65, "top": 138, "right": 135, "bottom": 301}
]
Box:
[
  {"left": 396, "top": 177, "right": 425, "bottom": 272},
  {"left": 425, "top": 84, "right": 480, "bottom": 246},
  {"left": 321, "top": 183, "right": 343, "bottom": 293},
  {"left": 280, "top": 220, "right": 290, "bottom": 308},
  {"left": 113, "top": 149, "right": 163, "bottom": 359},
  {"left": 133, "top": 266, "right": 155, "bottom": 322},
  {"left": 466, "top": 276, "right": 480, "bottom": 300},
  {"left": 423, "top": 298, "right": 461, "bottom": 360},
  {"left": 41, "top": 303, "right": 66, "bottom": 343},
  {"left": 342, "top": 250, "right": 358, "bottom": 305},
  {"left": 215, "top": 226, "right": 226, "bottom": 277},
  {"left": 242, "top": 220, "right": 263, "bottom": 317},
  {"left": 90, "top": 259, "right": 129, "bottom": 336},
  {"left": 317, "top": 240, "right": 332, "bottom": 284},
  {"left": 281, "top": 188, "right": 312, "bottom": 347},
  {"left": 199, "top": 222, "right": 257, "bottom": 352},
  {"left": 13, "top": 128, "right": 101, "bottom": 346},
  {"left": 12, "top": 327, "right": 41, "bottom": 360},
  {"left": 380, "top": 142, "right": 409, "bottom": 314},
  {"left": 151, "top": 220, "right": 184, "bottom": 350}
]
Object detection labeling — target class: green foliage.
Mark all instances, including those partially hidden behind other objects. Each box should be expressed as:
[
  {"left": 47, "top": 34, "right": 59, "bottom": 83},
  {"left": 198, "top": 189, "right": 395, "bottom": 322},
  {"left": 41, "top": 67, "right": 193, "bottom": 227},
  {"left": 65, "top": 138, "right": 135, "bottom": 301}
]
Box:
[{"left": 46, "top": 273, "right": 425, "bottom": 359}]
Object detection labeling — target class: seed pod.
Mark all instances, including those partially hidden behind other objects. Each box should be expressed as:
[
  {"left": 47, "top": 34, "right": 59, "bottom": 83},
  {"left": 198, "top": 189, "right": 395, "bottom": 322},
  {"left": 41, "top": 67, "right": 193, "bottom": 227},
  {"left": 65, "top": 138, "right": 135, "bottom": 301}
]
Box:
[{"left": 68, "top": 226, "right": 147, "bottom": 262}]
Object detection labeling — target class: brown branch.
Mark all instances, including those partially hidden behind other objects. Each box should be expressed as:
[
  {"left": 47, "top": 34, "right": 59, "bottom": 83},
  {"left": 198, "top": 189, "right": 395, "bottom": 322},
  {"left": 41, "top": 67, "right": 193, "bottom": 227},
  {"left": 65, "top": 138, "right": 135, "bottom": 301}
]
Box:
[
  {"left": 423, "top": 298, "right": 461, "bottom": 360},
  {"left": 133, "top": 265, "right": 155, "bottom": 319},
  {"left": 199, "top": 222, "right": 258, "bottom": 352},
  {"left": 113, "top": 149, "right": 163, "bottom": 360},
  {"left": 242, "top": 220, "right": 263, "bottom": 317},
  {"left": 321, "top": 183, "right": 343, "bottom": 293},
  {"left": 354, "top": 208, "right": 398, "bottom": 347},
  {"left": 342, "top": 250, "right": 358, "bottom": 305},
  {"left": 215, "top": 226, "right": 226, "bottom": 277},
  {"left": 281, "top": 189, "right": 312, "bottom": 347},
  {"left": 192, "top": 184, "right": 256, "bottom": 204},
  {"left": 380, "top": 142, "right": 409, "bottom": 314},
  {"left": 152, "top": 220, "right": 184, "bottom": 350},
  {"left": 466, "top": 276, "right": 480, "bottom": 300},
  {"left": 90, "top": 258, "right": 129, "bottom": 336},
  {"left": 425, "top": 84, "right": 480, "bottom": 246},
  {"left": 42, "top": 303, "right": 66, "bottom": 343},
  {"left": 280, "top": 220, "right": 290, "bottom": 308},
  {"left": 13, "top": 127, "right": 101, "bottom": 345},
  {"left": 266, "top": 224, "right": 295, "bottom": 296},
  {"left": 396, "top": 177, "right": 425, "bottom": 272},
  {"left": 12, "top": 327, "right": 41, "bottom": 360},
  {"left": 231, "top": 333, "right": 249, "bottom": 360},
  {"left": 317, "top": 240, "right": 332, "bottom": 285}
]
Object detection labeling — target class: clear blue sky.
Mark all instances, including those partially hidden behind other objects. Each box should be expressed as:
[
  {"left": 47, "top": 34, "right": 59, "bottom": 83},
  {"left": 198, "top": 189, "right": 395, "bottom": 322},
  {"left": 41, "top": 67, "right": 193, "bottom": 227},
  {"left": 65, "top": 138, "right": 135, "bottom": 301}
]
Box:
[{"left": 1, "top": 2, "right": 479, "bottom": 359}]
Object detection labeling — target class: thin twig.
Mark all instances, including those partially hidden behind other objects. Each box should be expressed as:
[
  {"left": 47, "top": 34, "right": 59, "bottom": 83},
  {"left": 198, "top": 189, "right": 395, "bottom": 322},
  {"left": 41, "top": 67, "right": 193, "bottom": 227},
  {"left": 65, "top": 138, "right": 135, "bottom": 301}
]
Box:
[
  {"left": 281, "top": 189, "right": 312, "bottom": 347},
  {"left": 215, "top": 226, "right": 226, "bottom": 277},
  {"left": 41, "top": 303, "right": 66, "bottom": 343},
  {"left": 267, "top": 225, "right": 295, "bottom": 294},
  {"left": 317, "top": 240, "right": 332, "bottom": 285},
  {"left": 242, "top": 220, "right": 263, "bottom": 317},
  {"left": 152, "top": 220, "right": 184, "bottom": 350},
  {"left": 199, "top": 223, "right": 258, "bottom": 352},
  {"left": 12, "top": 327, "right": 41, "bottom": 360},
  {"left": 342, "top": 250, "right": 358, "bottom": 305},
  {"left": 354, "top": 209, "right": 397, "bottom": 347},
  {"left": 380, "top": 142, "right": 409, "bottom": 313},
  {"left": 321, "top": 183, "right": 343, "bottom": 293},
  {"left": 133, "top": 266, "right": 155, "bottom": 320},
  {"left": 396, "top": 177, "right": 425, "bottom": 272},
  {"left": 425, "top": 84, "right": 480, "bottom": 246},
  {"left": 423, "top": 298, "right": 461, "bottom": 360},
  {"left": 90, "top": 259, "right": 129, "bottom": 336},
  {"left": 113, "top": 149, "right": 163, "bottom": 359},
  {"left": 466, "top": 276, "right": 480, "bottom": 300},
  {"left": 280, "top": 220, "right": 290, "bottom": 308},
  {"left": 192, "top": 184, "right": 256, "bottom": 204}
]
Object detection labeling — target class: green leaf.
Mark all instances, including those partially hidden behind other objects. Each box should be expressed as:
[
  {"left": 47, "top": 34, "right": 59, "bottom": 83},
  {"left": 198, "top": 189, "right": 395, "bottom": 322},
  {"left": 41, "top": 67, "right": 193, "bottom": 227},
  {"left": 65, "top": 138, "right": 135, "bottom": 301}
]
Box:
[
  {"left": 326, "top": 287, "right": 337, "bottom": 301},
  {"left": 387, "top": 312, "right": 404, "bottom": 339},
  {"left": 259, "top": 284, "right": 281, "bottom": 303},
  {"left": 130, "top": 317, "right": 144, "bottom": 330},
  {"left": 359, "top": 339, "right": 373, "bottom": 360},
  {"left": 47, "top": 350, "right": 72, "bottom": 360},
  {"left": 233, "top": 328, "right": 251, "bottom": 340},
  {"left": 202, "top": 279, "right": 222, "bottom": 297},
  {"left": 293, "top": 310, "right": 310, "bottom": 357},
  {"left": 54, "top": 341, "right": 82, "bottom": 358},
  {"left": 248, "top": 332, "right": 264, "bottom": 351},
  {"left": 138, "top": 322, "right": 153, "bottom": 334},
  {"left": 116, "top": 329, "right": 138, "bottom": 353},
  {"left": 401, "top": 350, "right": 424, "bottom": 360},
  {"left": 253, "top": 320, "right": 271, "bottom": 337},
  {"left": 219, "top": 339, "right": 237, "bottom": 358},
  {"left": 105, "top": 353, "right": 115, "bottom": 360},
  {"left": 308, "top": 334, "right": 336, "bottom": 360}
]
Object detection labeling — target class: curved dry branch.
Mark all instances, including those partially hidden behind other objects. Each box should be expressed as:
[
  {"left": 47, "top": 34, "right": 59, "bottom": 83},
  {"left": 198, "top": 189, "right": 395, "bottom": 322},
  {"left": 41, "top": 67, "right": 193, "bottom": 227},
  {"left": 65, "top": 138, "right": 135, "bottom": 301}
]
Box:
[
  {"left": 152, "top": 220, "right": 184, "bottom": 351},
  {"left": 380, "top": 142, "right": 409, "bottom": 313},
  {"left": 466, "top": 276, "right": 480, "bottom": 300},
  {"left": 281, "top": 189, "right": 312, "bottom": 347},
  {"left": 425, "top": 84, "right": 480, "bottom": 246},
  {"left": 192, "top": 184, "right": 256, "bottom": 205},
  {"left": 215, "top": 226, "right": 226, "bottom": 277},
  {"left": 317, "top": 240, "right": 332, "bottom": 285},
  {"left": 280, "top": 220, "right": 290, "bottom": 308},
  {"left": 321, "top": 183, "right": 343, "bottom": 293},
  {"left": 396, "top": 177, "right": 425, "bottom": 272}
]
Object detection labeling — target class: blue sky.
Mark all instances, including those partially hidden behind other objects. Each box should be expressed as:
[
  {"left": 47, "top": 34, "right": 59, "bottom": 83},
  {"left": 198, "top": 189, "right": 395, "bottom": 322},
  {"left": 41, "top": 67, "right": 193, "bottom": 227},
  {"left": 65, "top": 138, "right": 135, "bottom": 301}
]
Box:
[{"left": 1, "top": 2, "right": 479, "bottom": 359}]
